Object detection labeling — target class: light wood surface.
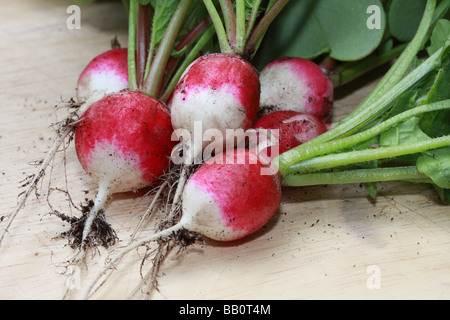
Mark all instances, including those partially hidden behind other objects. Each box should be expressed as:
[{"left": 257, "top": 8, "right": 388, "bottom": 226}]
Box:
[{"left": 1, "top": 0, "right": 449, "bottom": 300}]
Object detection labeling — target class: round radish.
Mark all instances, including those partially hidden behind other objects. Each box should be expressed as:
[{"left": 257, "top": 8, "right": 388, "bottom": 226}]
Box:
[
  {"left": 75, "top": 90, "right": 175, "bottom": 194},
  {"left": 180, "top": 148, "right": 282, "bottom": 241},
  {"left": 76, "top": 48, "right": 129, "bottom": 104},
  {"left": 259, "top": 57, "right": 334, "bottom": 121},
  {"left": 252, "top": 110, "right": 329, "bottom": 155},
  {"left": 169, "top": 53, "right": 260, "bottom": 160}
]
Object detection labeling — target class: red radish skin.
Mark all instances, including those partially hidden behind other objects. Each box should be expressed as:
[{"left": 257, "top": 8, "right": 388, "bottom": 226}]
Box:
[
  {"left": 76, "top": 48, "right": 129, "bottom": 104},
  {"left": 75, "top": 90, "right": 176, "bottom": 194},
  {"left": 180, "top": 148, "right": 282, "bottom": 241},
  {"left": 259, "top": 57, "right": 334, "bottom": 121},
  {"left": 253, "top": 110, "right": 329, "bottom": 155},
  {"left": 169, "top": 53, "right": 260, "bottom": 158}
]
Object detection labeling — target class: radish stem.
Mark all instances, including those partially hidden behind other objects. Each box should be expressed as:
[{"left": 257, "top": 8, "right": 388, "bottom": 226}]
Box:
[
  {"left": 235, "top": 0, "right": 246, "bottom": 55},
  {"left": 143, "top": 0, "right": 193, "bottom": 97},
  {"left": 287, "top": 135, "right": 450, "bottom": 175},
  {"left": 127, "top": 0, "right": 138, "bottom": 90},
  {"left": 283, "top": 166, "right": 431, "bottom": 187},
  {"left": 218, "top": 0, "right": 236, "bottom": 48},
  {"left": 245, "top": 0, "right": 290, "bottom": 58},
  {"left": 245, "top": 0, "right": 262, "bottom": 42},
  {"left": 203, "top": 0, "right": 233, "bottom": 54},
  {"left": 281, "top": 100, "right": 450, "bottom": 176}
]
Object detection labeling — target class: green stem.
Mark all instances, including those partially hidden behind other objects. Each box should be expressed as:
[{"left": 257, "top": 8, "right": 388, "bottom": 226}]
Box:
[
  {"left": 245, "top": 0, "right": 262, "bottom": 42},
  {"left": 203, "top": 0, "right": 233, "bottom": 54},
  {"left": 244, "top": 0, "right": 290, "bottom": 59},
  {"left": 235, "top": 0, "right": 246, "bottom": 55},
  {"left": 127, "top": 0, "right": 138, "bottom": 90},
  {"left": 142, "top": 0, "right": 193, "bottom": 98},
  {"left": 330, "top": 43, "right": 407, "bottom": 88},
  {"left": 277, "top": 45, "right": 446, "bottom": 176},
  {"left": 218, "top": 0, "right": 236, "bottom": 49},
  {"left": 282, "top": 166, "right": 431, "bottom": 187},
  {"left": 160, "top": 25, "right": 216, "bottom": 103},
  {"left": 287, "top": 135, "right": 450, "bottom": 175},
  {"left": 281, "top": 100, "right": 450, "bottom": 175}
]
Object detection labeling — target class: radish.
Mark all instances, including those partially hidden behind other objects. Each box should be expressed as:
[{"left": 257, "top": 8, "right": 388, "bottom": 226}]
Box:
[
  {"left": 83, "top": 148, "right": 282, "bottom": 298},
  {"left": 76, "top": 48, "right": 129, "bottom": 105},
  {"left": 75, "top": 90, "right": 175, "bottom": 195},
  {"left": 252, "top": 110, "right": 329, "bottom": 155},
  {"left": 180, "top": 148, "right": 282, "bottom": 241},
  {"left": 259, "top": 57, "right": 334, "bottom": 121},
  {"left": 169, "top": 52, "right": 260, "bottom": 161},
  {"left": 61, "top": 90, "right": 175, "bottom": 295},
  {"left": 74, "top": 90, "right": 175, "bottom": 235}
]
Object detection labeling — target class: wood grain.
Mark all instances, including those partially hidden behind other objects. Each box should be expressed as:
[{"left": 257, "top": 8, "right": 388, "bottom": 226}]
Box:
[{"left": 1, "top": 0, "right": 449, "bottom": 300}]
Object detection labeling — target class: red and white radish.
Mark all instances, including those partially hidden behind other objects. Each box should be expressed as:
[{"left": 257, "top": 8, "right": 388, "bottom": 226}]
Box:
[
  {"left": 76, "top": 48, "right": 129, "bottom": 105},
  {"left": 75, "top": 90, "right": 175, "bottom": 193},
  {"left": 252, "top": 110, "right": 329, "bottom": 155},
  {"left": 73, "top": 90, "right": 176, "bottom": 249},
  {"left": 169, "top": 53, "right": 260, "bottom": 161},
  {"left": 259, "top": 57, "right": 334, "bottom": 121},
  {"left": 180, "top": 148, "right": 282, "bottom": 241}
]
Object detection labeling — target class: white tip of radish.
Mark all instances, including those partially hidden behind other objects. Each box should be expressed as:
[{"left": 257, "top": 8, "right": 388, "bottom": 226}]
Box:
[
  {"left": 180, "top": 149, "right": 282, "bottom": 241},
  {"left": 82, "top": 142, "right": 151, "bottom": 194},
  {"left": 76, "top": 48, "right": 129, "bottom": 105},
  {"left": 259, "top": 57, "right": 333, "bottom": 121}
]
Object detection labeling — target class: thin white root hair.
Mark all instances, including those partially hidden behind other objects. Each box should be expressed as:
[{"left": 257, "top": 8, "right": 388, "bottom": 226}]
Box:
[
  {"left": 0, "top": 122, "right": 76, "bottom": 245},
  {"left": 82, "top": 223, "right": 183, "bottom": 299},
  {"left": 129, "top": 180, "right": 169, "bottom": 242}
]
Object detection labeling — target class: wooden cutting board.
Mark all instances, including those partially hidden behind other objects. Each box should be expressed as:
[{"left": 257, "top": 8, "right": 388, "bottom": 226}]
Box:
[{"left": 1, "top": 0, "right": 449, "bottom": 300}]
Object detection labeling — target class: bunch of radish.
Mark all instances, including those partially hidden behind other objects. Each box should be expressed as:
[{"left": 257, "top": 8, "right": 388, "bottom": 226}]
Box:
[{"left": 0, "top": 0, "right": 337, "bottom": 300}]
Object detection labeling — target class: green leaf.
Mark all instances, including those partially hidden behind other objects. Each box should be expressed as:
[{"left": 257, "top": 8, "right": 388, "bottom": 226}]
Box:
[
  {"left": 150, "top": 0, "right": 180, "bottom": 46},
  {"left": 419, "top": 59, "right": 450, "bottom": 138},
  {"left": 427, "top": 19, "right": 450, "bottom": 56},
  {"left": 433, "top": 185, "right": 450, "bottom": 204},
  {"left": 255, "top": 0, "right": 386, "bottom": 66},
  {"left": 380, "top": 117, "right": 431, "bottom": 147},
  {"left": 416, "top": 147, "right": 450, "bottom": 188},
  {"left": 388, "top": 0, "right": 428, "bottom": 42}
]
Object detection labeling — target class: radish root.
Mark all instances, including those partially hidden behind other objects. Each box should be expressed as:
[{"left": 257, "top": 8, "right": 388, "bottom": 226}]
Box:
[{"left": 0, "top": 99, "right": 82, "bottom": 246}]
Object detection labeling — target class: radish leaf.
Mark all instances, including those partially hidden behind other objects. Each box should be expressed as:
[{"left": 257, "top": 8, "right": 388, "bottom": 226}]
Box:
[
  {"left": 417, "top": 147, "right": 450, "bottom": 188},
  {"left": 255, "top": 0, "right": 386, "bottom": 66},
  {"left": 388, "top": 0, "right": 428, "bottom": 42}
]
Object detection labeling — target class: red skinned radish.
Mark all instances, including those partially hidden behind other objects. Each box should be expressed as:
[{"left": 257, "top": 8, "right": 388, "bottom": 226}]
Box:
[
  {"left": 64, "top": 90, "right": 175, "bottom": 287},
  {"left": 259, "top": 57, "right": 334, "bottom": 121},
  {"left": 76, "top": 48, "right": 129, "bottom": 105},
  {"left": 169, "top": 53, "right": 260, "bottom": 161},
  {"left": 253, "top": 110, "right": 329, "bottom": 155}
]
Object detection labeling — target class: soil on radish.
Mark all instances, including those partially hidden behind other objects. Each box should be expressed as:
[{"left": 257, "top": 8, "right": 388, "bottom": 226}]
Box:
[{"left": 52, "top": 198, "right": 118, "bottom": 249}]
